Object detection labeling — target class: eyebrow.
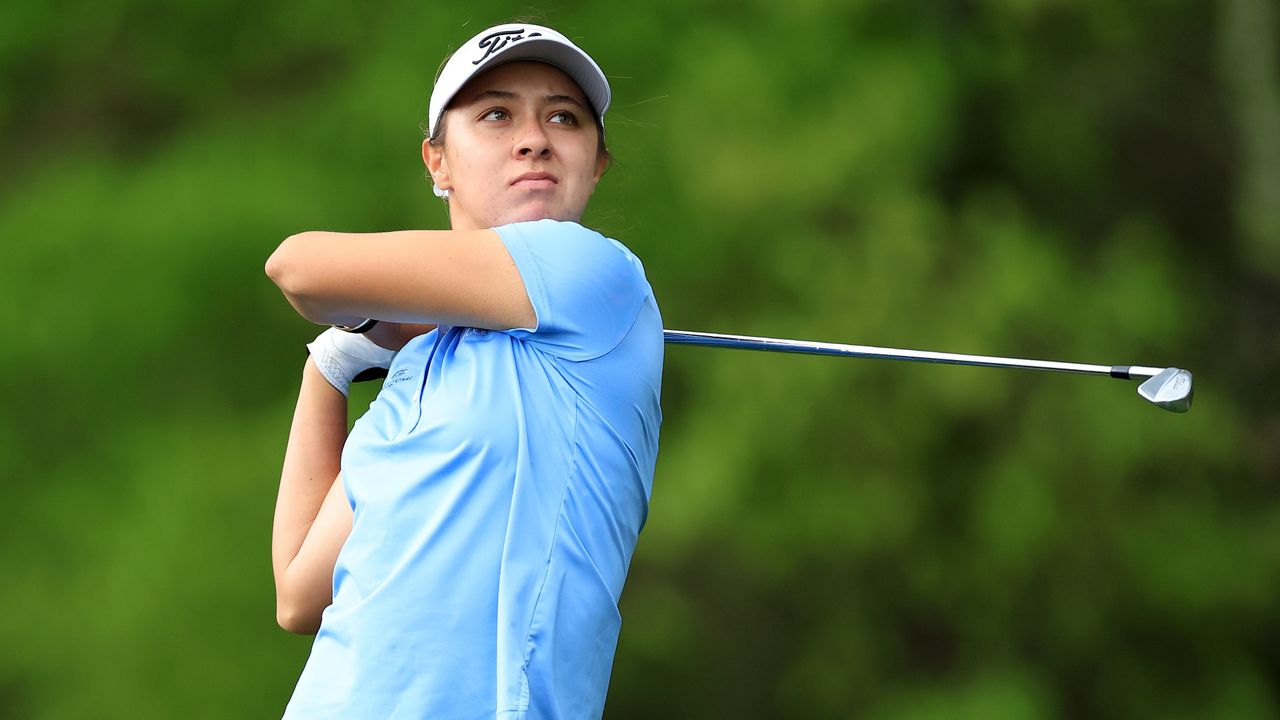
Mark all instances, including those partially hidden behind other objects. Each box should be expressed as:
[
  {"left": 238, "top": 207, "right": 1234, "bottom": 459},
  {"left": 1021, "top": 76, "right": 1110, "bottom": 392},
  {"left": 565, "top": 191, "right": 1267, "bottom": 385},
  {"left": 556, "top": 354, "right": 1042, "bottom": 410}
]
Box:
[{"left": 466, "top": 89, "right": 587, "bottom": 110}]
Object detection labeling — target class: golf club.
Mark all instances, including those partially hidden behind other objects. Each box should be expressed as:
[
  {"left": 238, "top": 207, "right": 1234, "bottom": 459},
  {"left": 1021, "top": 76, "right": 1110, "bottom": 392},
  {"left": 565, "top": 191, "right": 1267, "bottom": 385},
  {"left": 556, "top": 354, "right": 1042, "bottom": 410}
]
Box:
[{"left": 663, "top": 329, "right": 1193, "bottom": 413}]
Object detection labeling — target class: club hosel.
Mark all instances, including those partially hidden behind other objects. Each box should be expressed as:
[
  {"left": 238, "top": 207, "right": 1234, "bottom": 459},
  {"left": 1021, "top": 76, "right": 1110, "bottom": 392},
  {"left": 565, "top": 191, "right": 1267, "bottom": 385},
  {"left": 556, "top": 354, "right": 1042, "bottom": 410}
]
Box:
[{"left": 1109, "top": 365, "right": 1166, "bottom": 380}]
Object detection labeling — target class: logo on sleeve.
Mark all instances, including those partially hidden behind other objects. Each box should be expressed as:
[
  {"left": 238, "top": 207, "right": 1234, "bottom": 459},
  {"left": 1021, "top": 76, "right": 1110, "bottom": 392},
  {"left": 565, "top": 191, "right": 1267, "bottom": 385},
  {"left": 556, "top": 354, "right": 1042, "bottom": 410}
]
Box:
[{"left": 385, "top": 367, "right": 416, "bottom": 388}]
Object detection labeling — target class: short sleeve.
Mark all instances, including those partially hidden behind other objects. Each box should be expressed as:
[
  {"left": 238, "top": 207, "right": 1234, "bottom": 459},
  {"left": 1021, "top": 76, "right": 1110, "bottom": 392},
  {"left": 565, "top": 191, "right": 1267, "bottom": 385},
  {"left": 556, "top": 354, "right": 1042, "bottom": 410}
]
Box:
[{"left": 494, "top": 219, "right": 651, "bottom": 362}]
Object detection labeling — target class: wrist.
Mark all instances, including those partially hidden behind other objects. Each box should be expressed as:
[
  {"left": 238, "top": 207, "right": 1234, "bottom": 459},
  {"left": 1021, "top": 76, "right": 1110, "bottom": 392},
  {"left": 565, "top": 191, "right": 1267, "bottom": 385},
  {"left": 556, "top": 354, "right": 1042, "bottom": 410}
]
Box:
[
  {"left": 334, "top": 318, "right": 378, "bottom": 334},
  {"left": 302, "top": 357, "right": 346, "bottom": 398},
  {"left": 305, "top": 327, "right": 397, "bottom": 397}
]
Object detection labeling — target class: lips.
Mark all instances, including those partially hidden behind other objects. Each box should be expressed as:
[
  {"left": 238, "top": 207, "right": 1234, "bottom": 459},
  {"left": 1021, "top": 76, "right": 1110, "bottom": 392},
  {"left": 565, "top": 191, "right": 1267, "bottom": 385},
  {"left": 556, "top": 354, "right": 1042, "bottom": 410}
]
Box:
[{"left": 511, "top": 171, "right": 558, "bottom": 189}]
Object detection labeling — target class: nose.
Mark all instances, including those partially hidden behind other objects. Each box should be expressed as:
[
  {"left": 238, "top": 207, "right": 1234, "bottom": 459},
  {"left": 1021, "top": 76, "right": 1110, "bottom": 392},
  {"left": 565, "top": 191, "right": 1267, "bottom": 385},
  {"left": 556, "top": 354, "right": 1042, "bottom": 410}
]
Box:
[{"left": 513, "top": 116, "right": 551, "bottom": 159}]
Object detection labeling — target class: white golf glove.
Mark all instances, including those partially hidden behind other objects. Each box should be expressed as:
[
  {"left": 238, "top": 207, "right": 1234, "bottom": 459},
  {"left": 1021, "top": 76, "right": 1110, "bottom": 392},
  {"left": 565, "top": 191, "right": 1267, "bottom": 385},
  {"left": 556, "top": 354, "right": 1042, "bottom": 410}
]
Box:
[{"left": 306, "top": 327, "right": 397, "bottom": 397}]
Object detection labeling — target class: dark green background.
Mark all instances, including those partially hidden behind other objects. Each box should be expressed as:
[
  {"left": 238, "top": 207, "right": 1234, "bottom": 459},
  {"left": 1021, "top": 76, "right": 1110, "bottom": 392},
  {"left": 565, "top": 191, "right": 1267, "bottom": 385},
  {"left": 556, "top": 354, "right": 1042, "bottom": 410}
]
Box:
[{"left": 3, "top": 0, "right": 1278, "bottom": 717}]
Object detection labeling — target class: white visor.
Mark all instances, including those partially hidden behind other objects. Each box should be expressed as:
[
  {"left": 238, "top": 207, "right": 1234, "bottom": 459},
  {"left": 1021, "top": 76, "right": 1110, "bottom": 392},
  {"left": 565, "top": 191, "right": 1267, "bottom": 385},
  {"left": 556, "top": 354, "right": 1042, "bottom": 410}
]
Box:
[{"left": 428, "top": 24, "right": 611, "bottom": 140}]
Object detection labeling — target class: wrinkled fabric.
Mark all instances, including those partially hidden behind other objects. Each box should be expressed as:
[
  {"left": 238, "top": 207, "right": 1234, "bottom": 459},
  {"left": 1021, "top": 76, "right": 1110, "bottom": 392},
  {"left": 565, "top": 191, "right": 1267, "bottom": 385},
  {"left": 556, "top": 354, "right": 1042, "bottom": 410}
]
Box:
[{"left": 283, "top": 220, "right": 663, "bottom": 720}]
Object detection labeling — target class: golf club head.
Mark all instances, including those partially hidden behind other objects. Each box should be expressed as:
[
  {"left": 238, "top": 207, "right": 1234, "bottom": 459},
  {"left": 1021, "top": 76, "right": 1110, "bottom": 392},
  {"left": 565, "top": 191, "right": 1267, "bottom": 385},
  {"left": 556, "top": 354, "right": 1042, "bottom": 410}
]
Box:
[{"left": 1137, "top": 367, "right": 1193, "bottom": 413}]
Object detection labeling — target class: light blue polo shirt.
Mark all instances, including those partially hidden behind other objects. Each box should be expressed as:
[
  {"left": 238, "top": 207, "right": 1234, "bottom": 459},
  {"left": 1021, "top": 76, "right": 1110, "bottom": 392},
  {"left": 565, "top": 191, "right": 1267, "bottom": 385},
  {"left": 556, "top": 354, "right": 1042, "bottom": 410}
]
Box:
[{"left": 282, "top": 220, "right": 663, "bottom": 720}]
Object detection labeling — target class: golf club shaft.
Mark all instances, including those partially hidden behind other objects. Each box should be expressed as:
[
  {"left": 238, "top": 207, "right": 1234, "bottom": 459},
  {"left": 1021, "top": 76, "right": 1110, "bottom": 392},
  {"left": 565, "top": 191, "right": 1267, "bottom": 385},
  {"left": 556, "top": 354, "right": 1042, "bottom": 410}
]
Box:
[{"left": 663, "top": 330, "right": 1164, "bottom": 380}]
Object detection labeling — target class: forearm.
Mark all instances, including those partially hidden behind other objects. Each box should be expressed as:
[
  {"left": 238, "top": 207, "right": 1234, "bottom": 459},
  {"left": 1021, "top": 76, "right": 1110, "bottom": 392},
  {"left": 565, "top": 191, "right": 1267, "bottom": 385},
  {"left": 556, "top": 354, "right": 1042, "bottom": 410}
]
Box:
[
  {"left": 265, "top": 232, "right": 366, "bottom": 326},
  {"left": 271, "top": 358, "right": 347, "bottom": 592},
  {"left": 366, "top": 321, "right": 439, "bottom": 352},
  {"left": 263, "top": 228, "right": 534, "bottom": 330}
]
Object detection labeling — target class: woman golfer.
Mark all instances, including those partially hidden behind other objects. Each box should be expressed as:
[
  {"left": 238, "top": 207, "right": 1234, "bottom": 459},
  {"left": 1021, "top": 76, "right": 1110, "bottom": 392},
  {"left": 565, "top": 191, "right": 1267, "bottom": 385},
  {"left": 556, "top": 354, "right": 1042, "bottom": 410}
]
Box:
[{"left": 265, "top": 23, "right": 662, "bottom": 719}]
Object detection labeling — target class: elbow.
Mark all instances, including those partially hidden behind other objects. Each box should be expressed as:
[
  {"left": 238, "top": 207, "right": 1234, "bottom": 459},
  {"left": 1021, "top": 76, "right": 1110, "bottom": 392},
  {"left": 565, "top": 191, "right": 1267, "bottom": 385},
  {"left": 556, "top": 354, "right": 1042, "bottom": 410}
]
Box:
[
  {"left": 276, "top": 596, "right": 323, "bottom": 636},
  {"left": 274, "top": 571, "right": 325, "bottom": 635},
  {"left": 265, "top": 233, "right": 306, "bottom": 295},
  {"left": 266, "top": 233, "right": 326, "bottom": 324}
]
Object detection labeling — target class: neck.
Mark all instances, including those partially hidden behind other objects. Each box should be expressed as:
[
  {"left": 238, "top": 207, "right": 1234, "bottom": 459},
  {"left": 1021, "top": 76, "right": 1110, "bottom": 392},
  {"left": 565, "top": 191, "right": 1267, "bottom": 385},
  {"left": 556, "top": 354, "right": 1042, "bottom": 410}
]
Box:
[{"left": 446, "top": 201, "right": 484, "bottom": 231}]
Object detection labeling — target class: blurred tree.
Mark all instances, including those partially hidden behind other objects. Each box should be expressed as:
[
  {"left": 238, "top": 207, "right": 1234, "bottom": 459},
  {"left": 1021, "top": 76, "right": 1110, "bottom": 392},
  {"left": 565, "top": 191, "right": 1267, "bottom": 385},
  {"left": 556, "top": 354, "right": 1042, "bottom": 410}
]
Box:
[{"left": 1, "top": 0, "right": 1275, "bottom": 718}]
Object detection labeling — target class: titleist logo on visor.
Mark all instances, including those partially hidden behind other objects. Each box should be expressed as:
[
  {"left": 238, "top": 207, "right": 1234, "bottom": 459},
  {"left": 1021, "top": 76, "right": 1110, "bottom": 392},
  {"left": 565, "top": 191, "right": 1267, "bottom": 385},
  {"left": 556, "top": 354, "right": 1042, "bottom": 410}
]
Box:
[{"left": 472, "top": 29, "right": 544, "bottom": 65}]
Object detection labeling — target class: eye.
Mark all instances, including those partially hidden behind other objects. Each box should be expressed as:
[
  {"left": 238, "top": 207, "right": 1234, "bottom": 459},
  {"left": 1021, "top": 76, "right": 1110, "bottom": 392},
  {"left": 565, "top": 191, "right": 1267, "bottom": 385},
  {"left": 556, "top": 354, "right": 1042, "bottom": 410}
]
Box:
[
  {"left": 548, "top": 110, "right": 579, "bottom": 126},
  {"left": 480, "top": 108, "right": 510, "bottom": 122}
]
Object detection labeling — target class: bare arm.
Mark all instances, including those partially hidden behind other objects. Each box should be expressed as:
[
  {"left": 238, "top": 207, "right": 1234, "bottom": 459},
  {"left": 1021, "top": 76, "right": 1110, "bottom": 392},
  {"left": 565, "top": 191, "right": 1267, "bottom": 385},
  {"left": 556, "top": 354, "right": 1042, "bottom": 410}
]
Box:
[
  {"left": 271, "top": 358, "right": 355, "bottom": 634},
  {"left": 266, "top": 228, "right": 528, "bottom": 632},
  {"left": 365, "top": 321, "right": 439, "bottom": 352},
  {"left": 264, "top": 229, "right": 535, "bottom": 331}
]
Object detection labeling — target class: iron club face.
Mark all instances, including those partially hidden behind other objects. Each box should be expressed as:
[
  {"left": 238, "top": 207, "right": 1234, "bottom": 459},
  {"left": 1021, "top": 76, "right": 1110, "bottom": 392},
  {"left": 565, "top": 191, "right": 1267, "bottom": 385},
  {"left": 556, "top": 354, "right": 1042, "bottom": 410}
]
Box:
[{"left": 1137, "top": 367, "right": 1194, "bottom": 413}]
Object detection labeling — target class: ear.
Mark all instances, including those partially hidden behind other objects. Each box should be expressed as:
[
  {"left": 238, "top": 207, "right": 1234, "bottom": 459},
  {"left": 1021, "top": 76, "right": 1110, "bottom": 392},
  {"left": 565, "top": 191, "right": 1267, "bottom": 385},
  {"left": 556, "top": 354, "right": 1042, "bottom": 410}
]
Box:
[
  {"left": 592, "top": 152, "right": 609, "bottom": 184},
  {"left": 423, "top": 137, "right": 451, "bottom": 192}
]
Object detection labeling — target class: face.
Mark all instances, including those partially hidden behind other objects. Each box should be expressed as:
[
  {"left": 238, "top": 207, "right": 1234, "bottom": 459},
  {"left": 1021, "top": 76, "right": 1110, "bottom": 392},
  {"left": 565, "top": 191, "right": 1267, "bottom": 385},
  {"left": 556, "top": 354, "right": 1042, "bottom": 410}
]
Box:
[{"left": 424, "top": 61, "right": 608, "bottom": 230}]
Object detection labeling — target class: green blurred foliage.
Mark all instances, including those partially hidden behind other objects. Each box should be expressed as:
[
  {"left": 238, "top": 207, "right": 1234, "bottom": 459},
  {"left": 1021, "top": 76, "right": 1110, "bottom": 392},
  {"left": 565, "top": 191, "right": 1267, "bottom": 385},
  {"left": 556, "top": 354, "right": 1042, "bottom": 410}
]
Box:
[{"left": 2, "top": 0, "right": 1278, "bottom": 717}]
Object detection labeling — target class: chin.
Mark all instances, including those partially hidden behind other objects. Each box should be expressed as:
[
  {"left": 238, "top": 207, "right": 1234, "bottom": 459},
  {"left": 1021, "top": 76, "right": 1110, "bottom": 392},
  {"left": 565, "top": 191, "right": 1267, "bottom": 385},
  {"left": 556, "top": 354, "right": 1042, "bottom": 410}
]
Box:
[{"left": 499, "top": 201, "right": 581, "bottom": 226}]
